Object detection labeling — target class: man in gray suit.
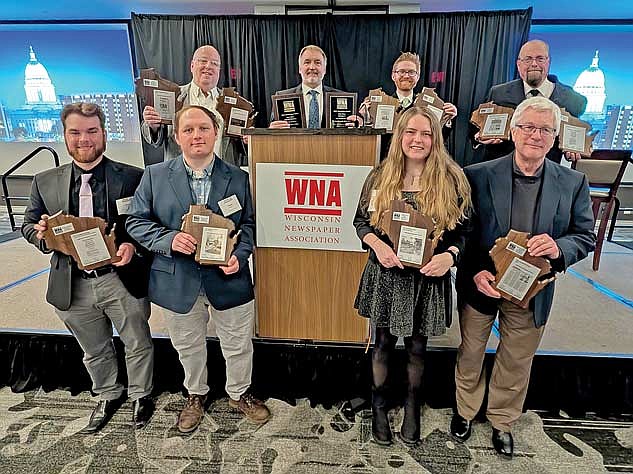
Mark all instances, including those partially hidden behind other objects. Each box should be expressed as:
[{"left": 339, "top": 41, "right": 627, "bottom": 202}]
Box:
[
  {"left": 269, "top": 44, "right": 361, "bottom": 129},
  {"left": 22, "top": 102, "right": 155, "bottom": 433},
  {"left": 474, "top": 40, "right": 587, "bottom": 164},
  {"left": 452, "top": 97, "right": 595, "bottom": 457},
  {"left": 141, "top": 44, "right": 247, "bottom": 166},
  {"left": 127, "top": 105, "right": 270, "bottom": 433}
]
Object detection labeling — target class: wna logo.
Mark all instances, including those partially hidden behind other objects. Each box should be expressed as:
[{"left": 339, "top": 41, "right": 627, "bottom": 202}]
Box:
[{"left": 284, "top": 171, "right": 343, "bottom": 216}]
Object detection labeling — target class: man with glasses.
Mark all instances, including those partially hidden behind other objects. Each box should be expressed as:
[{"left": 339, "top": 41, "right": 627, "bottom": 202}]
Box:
[
  {"left": 452, "top": 96, "right": 594, "bottom": 457},
  {"left": 363, "top": 52, "right": 457, "bottom": 159},
  {"left": 474, "top": 40, "right": 587, "bottom": 163},
  {"left": 142, "top": 45, "right": 247, "bottom": 166}
]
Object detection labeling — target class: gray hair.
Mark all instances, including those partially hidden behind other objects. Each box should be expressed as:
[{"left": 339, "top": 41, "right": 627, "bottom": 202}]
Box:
[{"left": 510, "top": 96, "right": 561, "bottom": 135}]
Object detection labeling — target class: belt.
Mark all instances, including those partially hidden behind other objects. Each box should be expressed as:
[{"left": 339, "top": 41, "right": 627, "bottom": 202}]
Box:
[{"left": 80, "top": 265, "right": 116, "bottom": 279}]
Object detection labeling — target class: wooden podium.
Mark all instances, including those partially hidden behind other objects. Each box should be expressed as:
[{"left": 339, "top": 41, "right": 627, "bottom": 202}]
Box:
[{"left": 245, "top": 128, "right": 382, "bottom": 343}]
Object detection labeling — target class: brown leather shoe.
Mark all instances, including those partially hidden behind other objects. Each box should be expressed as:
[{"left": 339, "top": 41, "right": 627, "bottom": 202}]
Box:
[
  {"left": 228, "top": 393, "right": 271, "bottom": 424},
  {"left": 177, "top": 394, "right": 206, "bottom": 433}
]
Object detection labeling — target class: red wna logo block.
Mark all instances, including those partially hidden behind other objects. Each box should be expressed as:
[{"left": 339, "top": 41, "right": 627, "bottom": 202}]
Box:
[{"left": 284, "top": 171, "right": 343, "bottom": 216}]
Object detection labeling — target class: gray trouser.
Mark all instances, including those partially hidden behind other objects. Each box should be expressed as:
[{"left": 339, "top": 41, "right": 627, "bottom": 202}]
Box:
[
  {"left": 55, "top": 272, "right": 154, "bottom": 401},
  {"left": 163, "top": 294, "right": 254, "bottom": 400}
]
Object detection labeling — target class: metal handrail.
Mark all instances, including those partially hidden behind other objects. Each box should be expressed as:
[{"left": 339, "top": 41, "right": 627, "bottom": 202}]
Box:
[{"left": 1, "top": 146, "right": 60, "bottom": 231}]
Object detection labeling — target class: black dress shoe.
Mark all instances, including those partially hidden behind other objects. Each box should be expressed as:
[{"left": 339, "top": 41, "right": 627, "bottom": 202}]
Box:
[
  {"left": 450, "top": 413, "right": 472, "bottom": 442},
  {"left": 132, "top": 396, "right": 155, "bottom": 429},
  {"left": 82, "top": 398, "right": 123, "bottom": 434},
  {"left": 492, "top": 428, "right": 514, "bottom": 457}
]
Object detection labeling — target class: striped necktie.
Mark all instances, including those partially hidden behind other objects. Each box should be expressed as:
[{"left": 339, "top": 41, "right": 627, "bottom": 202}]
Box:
[{"left": 79, "top": 173, "right": 93, "bottom": 217}]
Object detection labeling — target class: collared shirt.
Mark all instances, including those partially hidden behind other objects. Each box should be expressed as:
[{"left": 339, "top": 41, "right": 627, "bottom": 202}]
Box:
[
  {"left": 70, "top": 159, "right": 107, "bottom": 221},
  {"left": 301, "top": 83, "right": 324, "bottom": 126},
  {"left": 523, "top": 77, "right": 554, "bottom": 99},
  {"left": 511, "top": 158, "right": 544, "bottom": 233},
  {"left": 396, "top": 91, "right": 415, "bottom": 107},
  {"left": 183, "top": 156, "right": 215, "bottom": 205}
]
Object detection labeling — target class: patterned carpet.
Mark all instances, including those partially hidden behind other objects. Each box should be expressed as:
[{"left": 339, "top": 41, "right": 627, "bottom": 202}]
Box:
[{"left": 0, "top": 387, "right": 631, "bottom": 473}]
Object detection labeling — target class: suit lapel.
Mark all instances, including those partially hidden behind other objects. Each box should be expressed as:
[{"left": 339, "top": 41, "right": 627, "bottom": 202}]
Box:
[
  {"left": 535, "top": 160, "right": 561, "bottom": 234},
  {"left": 103, "top": 158, "right": 124, "bottom": 218},
  {"left": 207, "top": 158, "right": 231, "bottom": 213},
  {"left": 168, "top": 157, "right": 194, "bottom": 214},
  {"left": 488, "top": 155, "right": 513, "bottom": 234},
  {"left": 56, "top": 165, "right": 72, "bottom": 214}
]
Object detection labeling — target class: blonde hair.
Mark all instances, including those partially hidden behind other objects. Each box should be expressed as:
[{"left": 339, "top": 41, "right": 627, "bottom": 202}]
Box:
[
  {"left": 369, "top": 107, "right": 471, "bottom": 245},
  {"left": 393, "top": 52, "right": 421, "bottom": 73}
]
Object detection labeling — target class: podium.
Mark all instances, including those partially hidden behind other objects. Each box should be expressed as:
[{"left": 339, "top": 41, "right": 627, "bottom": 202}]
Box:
[{"left": 245, "top": 128, "right": 382, "bottom": 343}]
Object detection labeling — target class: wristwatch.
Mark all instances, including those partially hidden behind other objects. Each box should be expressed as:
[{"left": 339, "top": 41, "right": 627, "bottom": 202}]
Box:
[{"left": 445, "top": 248, "right": 459, "bottom": 266}]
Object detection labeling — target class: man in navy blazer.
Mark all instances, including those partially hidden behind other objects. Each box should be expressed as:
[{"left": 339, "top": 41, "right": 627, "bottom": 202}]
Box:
[
  {"left": 269, "top": 44, "right": 360, "bottom": 129},
  {"left": 474, "top": 40, "right": 587, "bottom": 164},
  {"left": 127, "top": 105, "right": 271, "bottom": 433},
  {"left": 452, "top": 97, "right": 595, "bottom": 457}
]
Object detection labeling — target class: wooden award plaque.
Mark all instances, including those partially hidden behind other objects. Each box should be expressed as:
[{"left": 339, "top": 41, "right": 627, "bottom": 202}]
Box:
[
  {"left": 216, "top": 87, "right": 257, "bottom": 137},
  {"left": 180, "top": 205, "right": 238, "bottom": 266},
  {"left": 470, "top": 101, "right": 514, "bottom": 140},
  {"left": 414, "top": 87, "right": 449, "bottom": 126},
  {"left": 377, "top": 200, "right": 435, "bottom": 268},
  {"left": 558, "top": 107, "right": 594, "bottom": 157},
  {"left": 366, "top": 88, "right": 401, "bottom": 133},
  {"left": 134, "top": 68, "right": 183, "bottom": 124},
  {"left": 324, "top": 92, "right": 357, "bottom": 129},
  {"left": 490, "top": 230, "right": 555, "bottom": 308},
  {"left": 43, "top": 211, "right": 121, "bottom": 270}
]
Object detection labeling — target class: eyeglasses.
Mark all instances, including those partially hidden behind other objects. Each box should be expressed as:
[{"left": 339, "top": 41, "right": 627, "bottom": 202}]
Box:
[
  {"left": 393, "top": 69, "right": 418, "bottom": 77},
  {"left": 514, "top": 124, "right": 556, "bottom": 137},
  {"left": 517, "top": 56, "right": 549, "bottom": 65},
  {"left": 194, "top": 58, "right": 221, "bottom": 68}
]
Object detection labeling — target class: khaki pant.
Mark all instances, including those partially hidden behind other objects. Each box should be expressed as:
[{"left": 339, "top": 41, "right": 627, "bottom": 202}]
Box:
[{"left": 455, "top": 301, "right": 544, "bottom": 432}]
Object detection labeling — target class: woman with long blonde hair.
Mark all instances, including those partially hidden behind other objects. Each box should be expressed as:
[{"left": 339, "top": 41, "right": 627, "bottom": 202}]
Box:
[{"left": 354, "top": 106, "right": 472, "bottom": 446}]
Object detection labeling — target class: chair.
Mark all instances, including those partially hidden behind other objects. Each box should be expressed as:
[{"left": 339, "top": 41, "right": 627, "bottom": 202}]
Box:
[{"left": 572, "top": 149, "right": 631, "bottom": 271}]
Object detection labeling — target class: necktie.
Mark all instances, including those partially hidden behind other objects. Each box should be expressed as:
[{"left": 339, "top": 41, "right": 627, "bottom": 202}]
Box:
[
  {"left": 79, "top": 173, "right": 93, "bottom": 217},
  {"left": 308, "top": 89, "right": 319, "bottom": 129},
  {"left": 528, "top": 89, "right": 540, "bottom": 97},
  {"left": 400, "top": 96, "right": 412, "bottom": 108}
]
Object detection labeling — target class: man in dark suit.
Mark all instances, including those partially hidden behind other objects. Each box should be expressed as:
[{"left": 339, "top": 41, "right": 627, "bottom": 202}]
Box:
[
  {"left": 127, "top": 105, "right": 270, "bottom": 433},
  {"left": 269, "top": 44, "right": 360, "bottom": 129},
  {"left": 474, "top": 40, "right": 587, "bottom": 163},
  {"left": 141, "top": 44, "right": 247, "bottom": 166},
  {"left": 452, "top": 97, "right": 595, "bottom": 457},
  {"left": 22, "top": 102, "right": 155, "bottom": 433}
]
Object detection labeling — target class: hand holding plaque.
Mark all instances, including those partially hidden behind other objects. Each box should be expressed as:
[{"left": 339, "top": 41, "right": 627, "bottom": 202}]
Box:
[
  {"left": 470, "top": 101, "right": 514, "bottom": 141},
  {"left": 180, "top": 205, "right": 238, "bottom": 266},
  {"left": 216, "top": 87, "right": 257, "bottom": 137},
  {"left": 365, "top": 88, "right": 401, "bottom": 132},
  {"left": 377, "top": 200, "right": 435, "bottom": 268},
  {"left": 271, "top": 93, "right": 306, "bottom": 128},
  {"left": 134, "top": 68, "right": 184, "bottom": 125},
  {"left": 414, "top": 87, "right": 450, "bottom": 126},
  {"left": 42, "top": 211, "right": 121, "bottom": 270},
  {"left": 489, "top": 230, "right": 555, "bottom": 308},
  {"left": 558, "top": 107, "right": 594, "bottom": 157}
]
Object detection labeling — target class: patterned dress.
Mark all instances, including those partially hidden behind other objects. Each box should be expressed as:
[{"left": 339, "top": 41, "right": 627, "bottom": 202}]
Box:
[{"left": 354, "top": 182, "right": 470, "bottom": 338}]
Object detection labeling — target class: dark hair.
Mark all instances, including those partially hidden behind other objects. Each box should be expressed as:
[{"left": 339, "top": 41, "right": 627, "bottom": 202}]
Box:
[
  {"left": 174, "top": 105, "right": 221, "bottom": 132},
  {"left": 61, "top": 102, "right": 106, "bottom": 131}
]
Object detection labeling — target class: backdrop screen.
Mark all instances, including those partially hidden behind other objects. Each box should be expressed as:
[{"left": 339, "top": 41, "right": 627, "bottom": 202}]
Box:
[
  {"left": 0, "top": 23, "right": 139, "bottom": 144},
  {"left": 530, "top": 24, "right": 633, "bottom": 151}
]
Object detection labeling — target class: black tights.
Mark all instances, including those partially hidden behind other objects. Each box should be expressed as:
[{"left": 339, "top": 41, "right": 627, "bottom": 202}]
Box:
[{"left": 372, "top": 326, "right": 428, "bottom": 437}]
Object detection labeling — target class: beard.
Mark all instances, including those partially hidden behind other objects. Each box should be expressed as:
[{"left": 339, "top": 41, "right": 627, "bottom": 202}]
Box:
[
  {"left": 526, "top": 70, "right": 545, "bottom": 87},
  {"left": 67, "top": 141, "right": 106, "bottom": 164}
]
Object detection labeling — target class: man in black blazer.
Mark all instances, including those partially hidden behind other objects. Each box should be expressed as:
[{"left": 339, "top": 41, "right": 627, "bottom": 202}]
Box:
[
  {"left": 22, "top": 103, "right": 154, "bottom": 433},
  {"left": 452, "top": 97, "right": 595, "bottom": 457},
  {"left": 474, "top": 40, "right": 587, "bottom": 163},
  {"left": 269, "top": 45, "right": 360, "bottom": 129}
]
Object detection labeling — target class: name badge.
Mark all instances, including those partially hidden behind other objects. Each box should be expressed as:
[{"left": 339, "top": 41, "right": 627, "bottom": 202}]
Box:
[
  {"left": 116, "top": 197, "right": 134, "bottom": 215},
  {"left": 218, "top": 194, "right": 242, "bottom": 216}
]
